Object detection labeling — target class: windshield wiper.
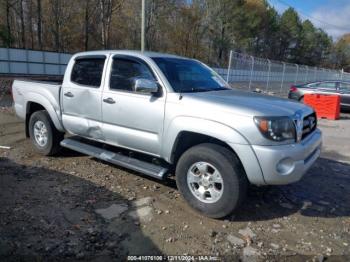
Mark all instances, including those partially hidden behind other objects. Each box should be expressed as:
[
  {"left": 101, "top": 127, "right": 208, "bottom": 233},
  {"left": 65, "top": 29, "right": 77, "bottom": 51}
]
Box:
[{"left": 181, "top": 87, "right": 227, "bottom": 93}]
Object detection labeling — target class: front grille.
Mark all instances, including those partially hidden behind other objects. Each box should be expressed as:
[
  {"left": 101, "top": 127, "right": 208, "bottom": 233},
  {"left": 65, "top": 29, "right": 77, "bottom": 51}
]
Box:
[{"left": 302, "top": 112, "right": 317, "bottom": 140}]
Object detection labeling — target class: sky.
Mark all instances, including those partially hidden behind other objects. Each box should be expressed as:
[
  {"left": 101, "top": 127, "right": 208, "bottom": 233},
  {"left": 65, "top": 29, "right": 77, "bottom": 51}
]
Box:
[{"left": 267, "top": 0, "right": 350, "bottom": 40}]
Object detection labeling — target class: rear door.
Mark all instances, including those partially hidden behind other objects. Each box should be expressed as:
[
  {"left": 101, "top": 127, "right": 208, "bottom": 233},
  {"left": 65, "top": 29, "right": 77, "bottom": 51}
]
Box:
[
  {"left": 61, "top": 55, "right": 108, "bottom": 139},
  {"left": 339, "top": 82, "right": 350, "bottom": 109},
  {"left": 101, "top": 55, "right": 166, "bottom": 156}
]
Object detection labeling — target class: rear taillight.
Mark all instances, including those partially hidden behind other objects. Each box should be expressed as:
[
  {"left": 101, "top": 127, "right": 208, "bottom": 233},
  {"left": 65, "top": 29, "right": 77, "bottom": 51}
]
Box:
[{"left": 290, "top": 86, "right": 298, "bottom": 92}]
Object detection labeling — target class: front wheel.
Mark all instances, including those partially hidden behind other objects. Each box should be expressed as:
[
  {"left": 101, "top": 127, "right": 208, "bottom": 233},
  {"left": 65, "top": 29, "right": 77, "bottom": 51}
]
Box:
[
  {"left": 29, "top": 110, "right": 64, "bottom": 156},
  {"left": 175, "top": 143, "right": 247, "bottom": 218}
]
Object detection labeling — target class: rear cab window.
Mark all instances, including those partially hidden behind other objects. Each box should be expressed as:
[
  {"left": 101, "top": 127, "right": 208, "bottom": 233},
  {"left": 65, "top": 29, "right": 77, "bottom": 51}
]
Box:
[{"left": 71, "top": 56, "right": 106, "bottom": 87}]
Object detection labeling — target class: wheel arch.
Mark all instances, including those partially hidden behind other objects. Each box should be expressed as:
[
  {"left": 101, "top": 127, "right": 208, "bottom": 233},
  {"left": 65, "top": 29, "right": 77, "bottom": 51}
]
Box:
[
  {"left": 169, "top": 130, "right": 266, "bottom": 186},
  {"left": 169, "top": 131, "right": 237, "bottom": 164},
  {"left": 163, "top": 117, "right": 265, "bottom": 185},
  {"left": 25, "top": 96, "right": 64, "bottom": 137},
  {"left": 163, "top": 117, "right": 249, "bottom": 162}
]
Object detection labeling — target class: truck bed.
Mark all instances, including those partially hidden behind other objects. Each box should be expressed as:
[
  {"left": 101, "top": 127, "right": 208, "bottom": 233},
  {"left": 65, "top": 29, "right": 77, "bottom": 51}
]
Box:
[{"left": 12, "top": 79, "right": 62, "bottom": 122}]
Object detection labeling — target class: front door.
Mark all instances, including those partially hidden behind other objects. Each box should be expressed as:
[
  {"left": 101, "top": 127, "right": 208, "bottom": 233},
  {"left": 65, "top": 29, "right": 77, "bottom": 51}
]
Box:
[
  {"left": 61, "top": 55, "right": 107, "bottom": 140},
  {"left": 101, "top": 55, "right": 166, "bottom": 156},
  {"left": 339, "top": 82, "right": 350, "bottom": 109}
]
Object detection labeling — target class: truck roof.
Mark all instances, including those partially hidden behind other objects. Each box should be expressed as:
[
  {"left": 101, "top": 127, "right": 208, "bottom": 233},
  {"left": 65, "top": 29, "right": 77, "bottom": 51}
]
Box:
[{"left": 73, "top": 50, "right": 188, "bottom": 60}]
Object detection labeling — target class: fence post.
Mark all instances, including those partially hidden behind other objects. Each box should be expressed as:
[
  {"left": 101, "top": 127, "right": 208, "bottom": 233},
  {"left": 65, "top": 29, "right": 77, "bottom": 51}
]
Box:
[
  {"left": 248, "top": 56, "right": 254, "bottom": 91},
  {"left": 314, "top": 67, "right": 317, "bottom": 81},
  {"left": 226, "top": 50, "right": 233, "bottom": 83},
  {"left": 341, "top": 68, "right": 344, "bottom": 81},
  {"left": 280, "top": 62, "right": 286, "bottom": 95},
  {"left": 322, "top": 68, "right": 325, "bottom": 81},
  {"left": 25, "top": 49, "right": 30, "bottom": 75},
  {"left": 58, "top": 52, "right": 61, "bottom": 75},
  {"left": 266, "top": 59, "right": 271, "bottom": 92},
  {"left": 305, "top": 66, "right": 309, "bottom": 82},
  {"left": 294, "top": 64, "right": 298, "bottom": 84},
  {"left": 43, "top": 51, "right": 47, "bottom": 75},
  {"left": 6, "top": 48, "right": 11, "bottom": 74}
]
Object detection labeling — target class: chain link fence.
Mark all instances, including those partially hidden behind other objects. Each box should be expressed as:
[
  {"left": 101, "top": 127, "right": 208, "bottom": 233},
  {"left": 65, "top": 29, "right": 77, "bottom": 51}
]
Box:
[
  {"left": 1, "top": 48, "right": 350, "bottom": 100},
  {"left": 220, "top": 51, "right": 350, "bottom": 97}
]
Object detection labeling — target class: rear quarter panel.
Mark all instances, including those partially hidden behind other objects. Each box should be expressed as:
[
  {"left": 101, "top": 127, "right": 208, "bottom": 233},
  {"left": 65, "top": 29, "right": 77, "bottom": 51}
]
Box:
[{"left": 12, "top": 80, "right": 64, "bottom": 131}]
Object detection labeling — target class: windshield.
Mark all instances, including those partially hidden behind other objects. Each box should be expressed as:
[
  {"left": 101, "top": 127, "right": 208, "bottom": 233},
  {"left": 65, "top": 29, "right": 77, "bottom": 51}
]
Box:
[{"left": 151, "top": 57, "right": 230, "bottom": 93}]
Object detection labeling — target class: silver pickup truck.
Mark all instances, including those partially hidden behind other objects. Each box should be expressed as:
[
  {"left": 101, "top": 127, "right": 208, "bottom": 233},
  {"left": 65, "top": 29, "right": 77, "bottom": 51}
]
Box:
[{"left": 12, "top": 50, "right": 322, "bottom": 218}]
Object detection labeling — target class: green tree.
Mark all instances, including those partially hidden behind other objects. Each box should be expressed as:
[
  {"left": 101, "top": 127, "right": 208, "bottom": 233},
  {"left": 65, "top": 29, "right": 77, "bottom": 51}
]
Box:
[
  {"left": 278, "top": 7, "right": 301, "bottom": 62},
  {"left": 204, "top": 0, "right": 244, "bottom": 65},
  {"left": 313, "top": 29, "right": 332, "bottom": 67},
  {"left": 298, "top": 20, "right": 317, "bottom": 64},
  {"left": 332, "top": 34, "right": 350, "bottom": 71}
]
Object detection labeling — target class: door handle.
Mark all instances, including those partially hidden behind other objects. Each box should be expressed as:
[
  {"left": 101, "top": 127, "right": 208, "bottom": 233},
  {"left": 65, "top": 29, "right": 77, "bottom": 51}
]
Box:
[
  {"left": 103, "top": 97, "right": 116, "bottom": 104},
  {"left": 64, "top": 92, "right": 74, "bottom": 98}
]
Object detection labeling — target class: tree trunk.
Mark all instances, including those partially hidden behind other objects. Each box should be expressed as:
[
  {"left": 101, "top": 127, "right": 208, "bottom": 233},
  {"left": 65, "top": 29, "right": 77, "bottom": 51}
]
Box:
[
  {"left": 5, "top": 0, "right": 12, "bottom": 47},
  {"left": 37, "top": 0, "right": 42, "bottom": 50},
  {"left": 19, "top": 0, "right": 26, "bottom": 48},
  {"left": 99, "top": 0, "right": 122, "bottom": 49},
  {"left": 52, "top": 0, "right": 61, "bottom": 52},
  {"left": 84, "top": 0, "right": 90, "bottom": 51},
  {"left": 218, "top": 24, "right": 225, "bottom": 61},
  {"left": 29, "top": 0, "right": 34, "bottom": 49},
  {"left": 100, "top": 0, "right": 106, "bottom": 48}
]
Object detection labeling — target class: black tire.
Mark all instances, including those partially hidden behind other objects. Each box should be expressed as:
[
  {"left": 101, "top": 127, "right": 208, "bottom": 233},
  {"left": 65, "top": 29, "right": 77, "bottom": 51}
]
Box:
[
  {"left": 28, "top": 110, "right": 64, "bottom": 156},
  {"left": 175, "top": 143, "right": 248, "bottom": 219}
]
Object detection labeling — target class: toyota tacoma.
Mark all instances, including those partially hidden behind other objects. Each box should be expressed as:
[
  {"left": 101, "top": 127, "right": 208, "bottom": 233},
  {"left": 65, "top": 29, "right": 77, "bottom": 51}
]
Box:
[{"left": 12, "top": 50, "right": 322, "bottom": 218}]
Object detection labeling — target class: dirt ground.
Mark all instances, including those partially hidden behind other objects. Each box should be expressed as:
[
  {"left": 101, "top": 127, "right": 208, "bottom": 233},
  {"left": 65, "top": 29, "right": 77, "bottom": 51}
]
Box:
[{"left": 0, "top": 95, "right": 350, "bottom": 261}]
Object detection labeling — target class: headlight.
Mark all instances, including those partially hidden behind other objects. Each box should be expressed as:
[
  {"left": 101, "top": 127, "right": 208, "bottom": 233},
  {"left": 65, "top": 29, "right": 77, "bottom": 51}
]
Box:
[{"left": 254, "top": 116, "right": 296, "bottom": 142}]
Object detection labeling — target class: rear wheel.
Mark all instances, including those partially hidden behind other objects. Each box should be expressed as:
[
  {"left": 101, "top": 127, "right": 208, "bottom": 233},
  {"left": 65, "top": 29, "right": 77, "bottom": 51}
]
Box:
[
  {"left": 175, "top": 143, "right": 248, "bottom": 218},
  {"left": 29, "top": 110, "right": 64, "bottom": 156}
]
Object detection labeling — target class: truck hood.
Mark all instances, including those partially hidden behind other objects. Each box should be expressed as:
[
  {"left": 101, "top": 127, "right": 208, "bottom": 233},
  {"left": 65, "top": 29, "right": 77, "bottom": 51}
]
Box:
[{"left": 183, "top": 89, "right": 313, "bottom": 117}]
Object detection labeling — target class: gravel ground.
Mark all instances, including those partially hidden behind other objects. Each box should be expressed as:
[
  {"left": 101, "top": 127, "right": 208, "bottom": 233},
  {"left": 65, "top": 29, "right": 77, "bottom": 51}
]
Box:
[{"left": 1, "top": 95, "right": 350, "bottom": 261}]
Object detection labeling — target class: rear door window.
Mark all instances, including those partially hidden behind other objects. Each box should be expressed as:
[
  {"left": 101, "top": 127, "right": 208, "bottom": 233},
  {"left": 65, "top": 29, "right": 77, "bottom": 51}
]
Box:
[
  {"left": 318, "top": 82, "right": 336, "bottom": 89},
  {"left": 71, "top": 57, "right": 106, "bottom": 87},
  {"left": 307, "top": 83, "right": 320, "bottom": 88}
]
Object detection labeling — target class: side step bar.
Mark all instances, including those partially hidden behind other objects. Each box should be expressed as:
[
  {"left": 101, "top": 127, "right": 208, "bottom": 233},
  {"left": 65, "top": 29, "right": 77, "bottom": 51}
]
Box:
[{"left": 60, "top": 137, "right": 168, "bottom": 180}]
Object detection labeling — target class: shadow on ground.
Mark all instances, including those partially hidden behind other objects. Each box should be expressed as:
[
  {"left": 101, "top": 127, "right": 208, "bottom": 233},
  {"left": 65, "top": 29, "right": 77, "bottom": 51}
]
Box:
[
  {"left": 75, "top": 146, "right": 350, "bottom": 223},
  {"left": 0, "top": 157, "right": 161, "bottom": 261},
  {"left": 84, "top": 149, "right": 350, "bottom": 223},
  {"left": 232, "top": 157, "right": 350, "bottom": 221}
]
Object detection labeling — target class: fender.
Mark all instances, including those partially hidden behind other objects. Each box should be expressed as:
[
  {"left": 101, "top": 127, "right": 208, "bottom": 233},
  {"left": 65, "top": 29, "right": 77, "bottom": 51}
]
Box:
[
  {"left": 24, "top": 92, "right": 64, "bottom": 132},
  {"left": 162, "top": 116, "right": 250, "bottom": 162},
  {"left": 162, "top": 116, "right": 265, "bottom": 185}
]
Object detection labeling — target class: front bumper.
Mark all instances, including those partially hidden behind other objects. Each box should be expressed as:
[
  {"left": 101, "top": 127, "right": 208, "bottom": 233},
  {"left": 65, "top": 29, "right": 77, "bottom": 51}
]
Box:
[{"left": 252, "top": 129, "right": 322, "bottom": 185}]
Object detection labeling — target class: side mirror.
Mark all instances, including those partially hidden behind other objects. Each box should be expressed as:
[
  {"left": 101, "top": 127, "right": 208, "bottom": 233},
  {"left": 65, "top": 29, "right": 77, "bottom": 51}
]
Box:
[{"left": 134, "top": 78, "right": 158, "bottom": 94}]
